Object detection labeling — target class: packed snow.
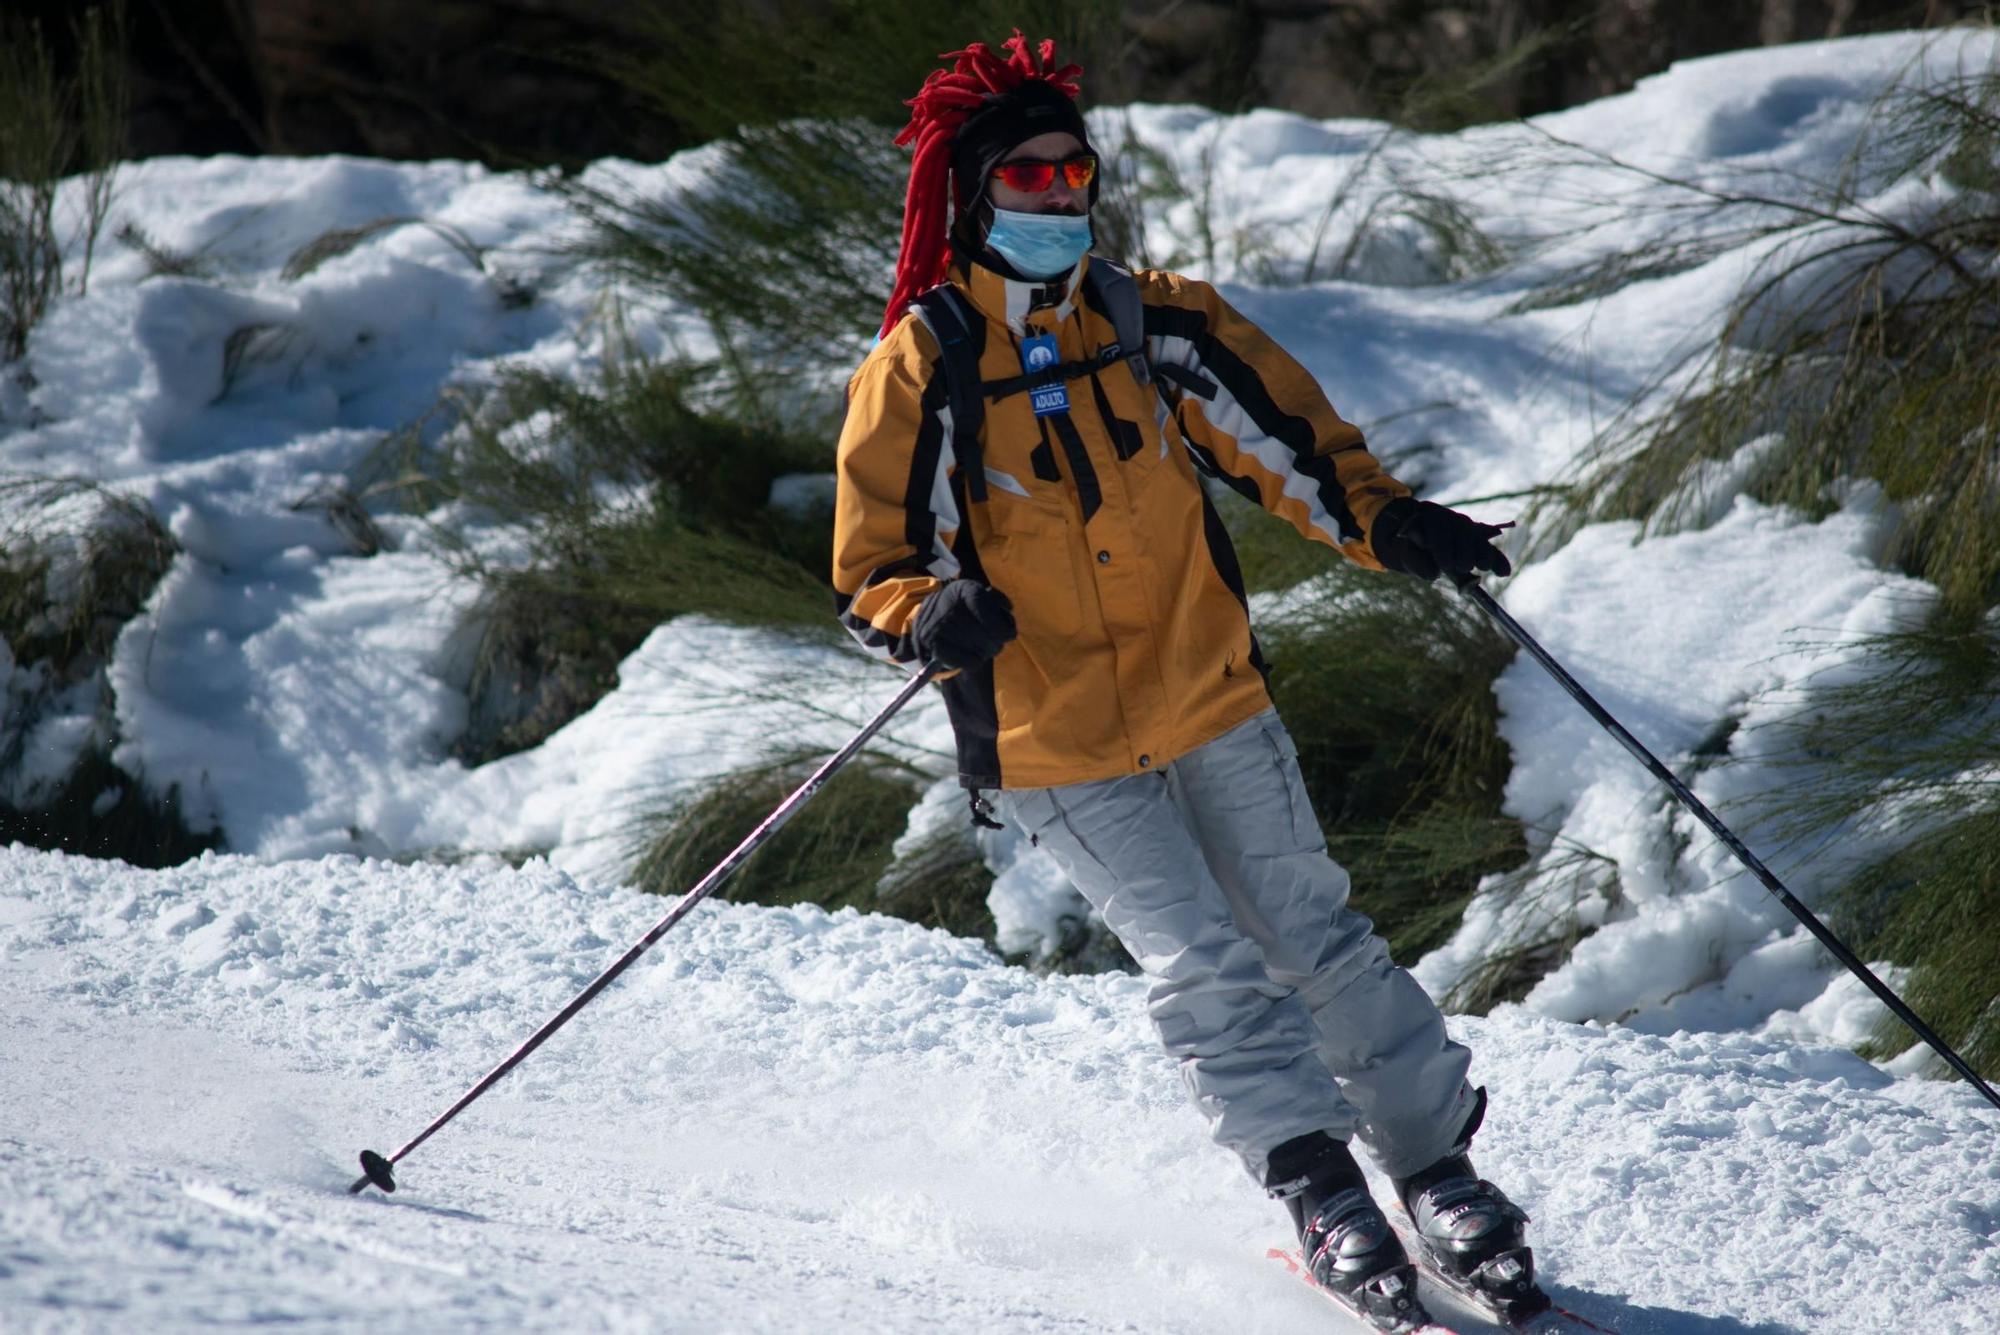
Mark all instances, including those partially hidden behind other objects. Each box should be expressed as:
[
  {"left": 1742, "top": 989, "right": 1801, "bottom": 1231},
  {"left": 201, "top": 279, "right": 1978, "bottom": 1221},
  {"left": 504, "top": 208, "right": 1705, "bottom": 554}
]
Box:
[
  {"left": 5, "top": 848, "right": 1999, "bottom": 1332},
  {"left": 5, "top": 26, "right": 2000, "bottom": 1333}
]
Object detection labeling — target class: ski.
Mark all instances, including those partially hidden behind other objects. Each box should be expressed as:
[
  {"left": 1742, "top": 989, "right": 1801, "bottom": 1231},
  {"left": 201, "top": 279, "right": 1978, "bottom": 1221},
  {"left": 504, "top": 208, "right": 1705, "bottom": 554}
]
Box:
[
  {"left": 1405, "top": 1254, "right": 1615, "bottom": 1333},
  {"left": 1519, "top": 1309, "right": 1620, "bottom": 1335},
  {"left": 1268, "top": 1247, "right": 1466, "bottom": 1334},
  {"left": 1390, "top": 1225, "right": 1620, "bottom": 1335}
]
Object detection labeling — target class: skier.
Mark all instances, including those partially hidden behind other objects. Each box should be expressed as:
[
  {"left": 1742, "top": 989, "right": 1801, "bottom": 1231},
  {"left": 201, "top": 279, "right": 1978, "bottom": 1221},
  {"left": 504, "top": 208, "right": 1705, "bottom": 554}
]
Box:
[{"left": 833, "top": 32, "right": 1530, "bottom": 1330}]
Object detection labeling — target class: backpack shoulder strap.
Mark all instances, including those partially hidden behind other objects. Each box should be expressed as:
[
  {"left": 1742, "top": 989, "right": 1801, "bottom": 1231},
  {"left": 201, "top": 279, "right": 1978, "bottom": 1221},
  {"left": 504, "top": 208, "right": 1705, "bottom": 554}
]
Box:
[
  {"left": 1088, "top": 257, "right": 1220, "bottom": 403},
  {"left": 1083, "top": 257, "right": 1151, "bottom": 389},
  {"left": 908, "top": 285, "right": 988, "bottom": 503}
]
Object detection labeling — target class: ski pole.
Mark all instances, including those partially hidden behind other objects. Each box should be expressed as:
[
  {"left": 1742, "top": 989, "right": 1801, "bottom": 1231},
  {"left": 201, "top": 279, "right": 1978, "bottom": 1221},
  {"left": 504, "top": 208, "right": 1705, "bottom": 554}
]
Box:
[
  {"left": 1450, "top": 574, "right": 2000, "bottom": 1114},
  {"left": 348, "top": 660, "right": 943, "bottom": 1195}
]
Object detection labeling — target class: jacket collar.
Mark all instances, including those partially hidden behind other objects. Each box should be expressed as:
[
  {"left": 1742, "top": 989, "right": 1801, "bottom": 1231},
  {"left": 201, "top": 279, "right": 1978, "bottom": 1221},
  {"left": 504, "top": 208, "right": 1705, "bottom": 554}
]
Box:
[{"left": 952, "top": 254, "right": 1089, "bottom": 336}]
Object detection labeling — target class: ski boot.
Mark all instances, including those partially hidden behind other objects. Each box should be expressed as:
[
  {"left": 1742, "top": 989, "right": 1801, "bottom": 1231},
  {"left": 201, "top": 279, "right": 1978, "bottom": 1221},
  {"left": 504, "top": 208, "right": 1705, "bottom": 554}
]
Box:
[
  {"left": 1394, "top": 1099, "right": 1545, "bottom": 1325},
  {"left": 1268, "top": 1132, "right": 1431, "bottom": 1333}
]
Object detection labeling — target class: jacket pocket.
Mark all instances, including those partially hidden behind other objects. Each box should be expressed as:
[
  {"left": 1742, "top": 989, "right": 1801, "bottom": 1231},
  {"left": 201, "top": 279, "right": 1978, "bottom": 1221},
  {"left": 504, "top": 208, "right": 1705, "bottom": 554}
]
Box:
[{"left": 976, "top": 500, "right": 1085, "bottom": 645}]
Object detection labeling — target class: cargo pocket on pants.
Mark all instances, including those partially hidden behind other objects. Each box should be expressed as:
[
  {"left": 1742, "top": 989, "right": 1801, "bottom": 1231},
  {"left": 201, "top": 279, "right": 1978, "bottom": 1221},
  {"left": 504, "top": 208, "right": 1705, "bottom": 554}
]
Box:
[
  {"left": 996, "top": 787, "right": 1061, "bottom": 849},
  {"left": 1257, "top": 716, "right": 1327, "bottom": 854}
]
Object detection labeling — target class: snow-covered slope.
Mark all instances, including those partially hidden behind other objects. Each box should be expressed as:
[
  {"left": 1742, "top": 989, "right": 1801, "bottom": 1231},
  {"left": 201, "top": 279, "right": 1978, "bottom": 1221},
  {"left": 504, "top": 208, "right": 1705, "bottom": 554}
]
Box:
[{"left": 5, "top": 847, "right": 1998, "bottom": 1332}]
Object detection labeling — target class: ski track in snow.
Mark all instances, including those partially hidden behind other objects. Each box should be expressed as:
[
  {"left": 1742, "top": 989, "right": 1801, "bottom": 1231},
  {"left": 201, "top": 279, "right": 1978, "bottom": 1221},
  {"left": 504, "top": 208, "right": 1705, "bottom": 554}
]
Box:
[{"left": 3, "top": 848, "right": 1998, "bottom": 1333}]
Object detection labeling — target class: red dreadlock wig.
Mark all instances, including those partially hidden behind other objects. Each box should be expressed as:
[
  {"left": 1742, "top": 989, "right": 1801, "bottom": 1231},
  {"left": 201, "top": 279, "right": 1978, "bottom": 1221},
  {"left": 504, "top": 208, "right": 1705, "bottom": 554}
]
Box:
[{"left": 881, "top": 31, "right": 1084, "bottom": 340}]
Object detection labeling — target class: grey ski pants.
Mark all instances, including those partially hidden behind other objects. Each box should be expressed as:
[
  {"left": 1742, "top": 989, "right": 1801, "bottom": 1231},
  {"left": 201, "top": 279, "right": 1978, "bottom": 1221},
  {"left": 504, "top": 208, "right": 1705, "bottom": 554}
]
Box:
[{"left": 993, "top": 708, "right": 1474, "bottom": 1184}]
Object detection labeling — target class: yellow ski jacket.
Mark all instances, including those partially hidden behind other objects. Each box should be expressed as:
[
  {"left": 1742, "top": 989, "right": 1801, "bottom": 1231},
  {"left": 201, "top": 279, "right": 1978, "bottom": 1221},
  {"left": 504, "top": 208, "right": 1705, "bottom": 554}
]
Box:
[{"left": 833, "top": 255, "right": 1410, "bottom": 790}]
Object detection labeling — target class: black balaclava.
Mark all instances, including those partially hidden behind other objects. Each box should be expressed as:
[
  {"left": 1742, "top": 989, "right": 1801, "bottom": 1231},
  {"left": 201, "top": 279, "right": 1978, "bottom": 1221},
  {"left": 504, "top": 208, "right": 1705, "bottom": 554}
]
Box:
[{"left": 946, "top": 79, "right": 1099, "bottom": 278}]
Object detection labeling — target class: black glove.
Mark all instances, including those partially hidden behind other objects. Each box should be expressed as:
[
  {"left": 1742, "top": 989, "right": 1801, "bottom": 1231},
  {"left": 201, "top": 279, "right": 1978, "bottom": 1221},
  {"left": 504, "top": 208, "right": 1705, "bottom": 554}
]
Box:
[
  {"left": 911, "top": 580, "right": 1017, "bottom": 670},
  {"left": 1371, "top": 496, "right": 1513, "bottom": 583}
]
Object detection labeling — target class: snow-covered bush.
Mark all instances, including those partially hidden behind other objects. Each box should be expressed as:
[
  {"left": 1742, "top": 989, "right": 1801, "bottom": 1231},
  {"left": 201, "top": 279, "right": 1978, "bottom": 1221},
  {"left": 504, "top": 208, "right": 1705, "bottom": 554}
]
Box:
[
  {"left": 361, "top": 355, "right": 837, "bottom": 763},
  {"left": 1091, "top": 111, "right": 1506, "bottom": 289},
  {"left": 0, "top": 476, "right": 212, "bottom": 862},
  {"left": 1494, "top": 44, "right": 2000, "bottom": 1069},
  {"left": 1545, "top": 55, "right": 2000, "bottom": 616},
  {"left": 1750, "top": 612, "right": 2000, "bottom": 1072}
]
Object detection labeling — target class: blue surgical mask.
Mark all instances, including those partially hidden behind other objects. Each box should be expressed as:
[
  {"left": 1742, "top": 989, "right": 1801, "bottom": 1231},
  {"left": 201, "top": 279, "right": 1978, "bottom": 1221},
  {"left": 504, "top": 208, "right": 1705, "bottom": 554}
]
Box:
[{"left": 985, "top": 207, "right": 1093, "bottom": 279}]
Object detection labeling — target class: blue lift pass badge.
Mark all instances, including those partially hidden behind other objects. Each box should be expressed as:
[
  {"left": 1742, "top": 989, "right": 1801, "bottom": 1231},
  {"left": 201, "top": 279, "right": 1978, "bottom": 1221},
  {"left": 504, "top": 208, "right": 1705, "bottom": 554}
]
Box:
[{"left": 1020, "top": 334, "right": 1068, "bottom": 417}]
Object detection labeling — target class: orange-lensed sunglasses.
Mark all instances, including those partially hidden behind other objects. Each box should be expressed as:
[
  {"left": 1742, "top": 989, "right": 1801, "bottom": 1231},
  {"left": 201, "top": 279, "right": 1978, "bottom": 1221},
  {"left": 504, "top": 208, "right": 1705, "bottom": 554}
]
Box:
[{"left": 989, "top": 153, "right": 1099, "bottom": 194}]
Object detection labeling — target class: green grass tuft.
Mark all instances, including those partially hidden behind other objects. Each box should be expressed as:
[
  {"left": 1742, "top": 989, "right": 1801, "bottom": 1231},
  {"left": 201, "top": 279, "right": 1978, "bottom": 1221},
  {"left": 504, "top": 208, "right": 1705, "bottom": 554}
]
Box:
[
  {"left": 559, "top": 120, "right": 903, "bottom": 403},
  {"left": 1744, "top": 609, "right": 2000, "bottom": 1075},
  {"left": 1442, "top": 837, "right": 1619, "bottom": 1015},
  {"left": 1093, "top": 113, "right": 1504, "bottom": 291},
  {"left": 625, "top": 750, "right": 920, "bottom": 915},
  {"left": 874, "top": 820, "right": 999, "bottom": 944},
  {"left": 0, "top": 476, "right": 176, "bottom": 679},
  {"left": 0, "top": 2, "right": 124, "bottom": 360},
  {"left": 281, "top": 216, "right": 485, "bottom": 283},
  {"left": 1536, "top": 59, "right": 2000, "bottom": 618},
  {"left": 1841, "top": 809, "right": 2000, "bottom": 1079},
  {"left": 1748, "top": 611, "right": 2000, "bottom": 841}
]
